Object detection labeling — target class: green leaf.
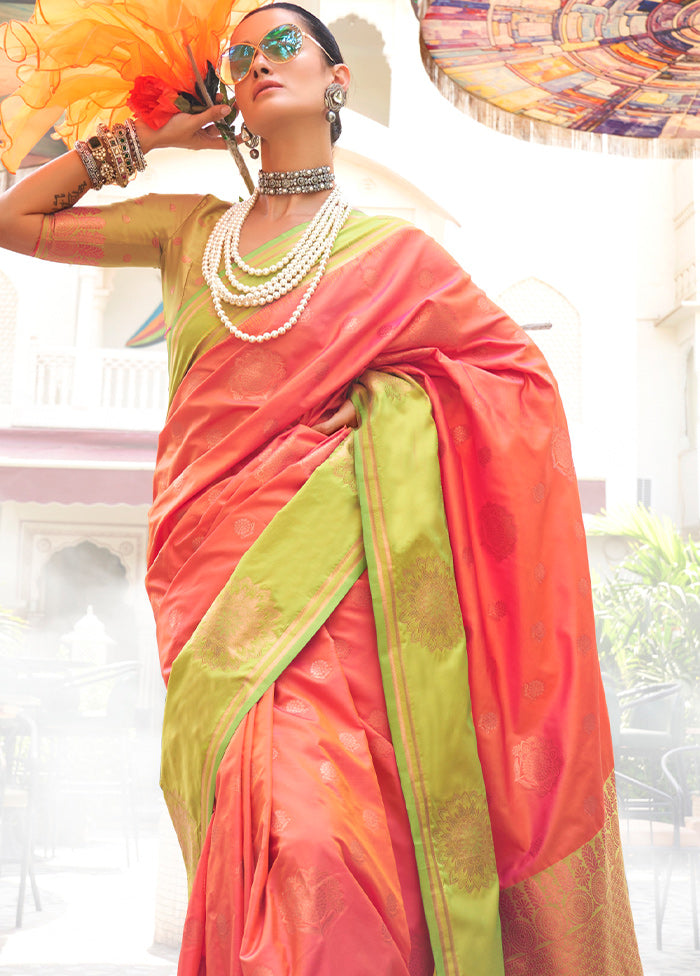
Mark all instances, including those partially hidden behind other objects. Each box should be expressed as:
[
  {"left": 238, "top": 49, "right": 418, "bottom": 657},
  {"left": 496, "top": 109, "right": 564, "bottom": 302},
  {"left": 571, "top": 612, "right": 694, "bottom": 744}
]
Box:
[
  {"left": 174, "top": 94, "right": 198, "bottom": 113},
  {"left": 203, "top": 61, "right": 220, "bottom": 103}
]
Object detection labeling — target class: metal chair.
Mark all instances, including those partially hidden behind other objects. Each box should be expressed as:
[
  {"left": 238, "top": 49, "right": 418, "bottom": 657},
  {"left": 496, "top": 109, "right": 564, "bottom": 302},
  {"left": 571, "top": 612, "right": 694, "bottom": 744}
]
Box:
[
  {"left": 614, "top": 764, "right": 675, "bottom": 949},
  {"left": 617, "top": 681, "right": 685, "bottom": 762},
  {"left": 660, "top": 745, "right": 700, "bottom": 950},
  {"left": 605, "top": 675, "right": 699, "bottom": 950},
  {"left": 0, "top": 707, "right": 42, "bottom": 927}
]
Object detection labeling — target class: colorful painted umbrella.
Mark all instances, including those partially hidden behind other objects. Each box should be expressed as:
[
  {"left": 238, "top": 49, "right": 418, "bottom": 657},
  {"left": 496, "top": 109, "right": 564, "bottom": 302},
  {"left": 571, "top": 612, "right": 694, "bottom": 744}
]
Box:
[{"left": 415, "top": 0, "right": 700, "bottom": 155}]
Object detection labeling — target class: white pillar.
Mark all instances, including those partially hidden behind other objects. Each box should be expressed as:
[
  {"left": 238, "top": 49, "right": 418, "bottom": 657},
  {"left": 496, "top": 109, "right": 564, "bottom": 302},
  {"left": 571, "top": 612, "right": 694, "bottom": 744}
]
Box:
[{"left": 72, "top": 266, "right": 108, "bottom": 412}]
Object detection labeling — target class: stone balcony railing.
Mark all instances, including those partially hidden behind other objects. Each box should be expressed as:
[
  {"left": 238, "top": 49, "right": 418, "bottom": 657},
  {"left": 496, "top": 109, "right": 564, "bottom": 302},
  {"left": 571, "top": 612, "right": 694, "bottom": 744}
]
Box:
[{"left": 12, "top": 342, "right": 169, "bottom": 430}]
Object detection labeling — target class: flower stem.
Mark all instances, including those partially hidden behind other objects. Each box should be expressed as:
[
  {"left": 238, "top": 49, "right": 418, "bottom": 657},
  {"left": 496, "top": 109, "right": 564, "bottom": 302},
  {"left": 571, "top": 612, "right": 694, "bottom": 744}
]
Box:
[{"left": 185, "top": 44, "right": 254, "bottom": 195}]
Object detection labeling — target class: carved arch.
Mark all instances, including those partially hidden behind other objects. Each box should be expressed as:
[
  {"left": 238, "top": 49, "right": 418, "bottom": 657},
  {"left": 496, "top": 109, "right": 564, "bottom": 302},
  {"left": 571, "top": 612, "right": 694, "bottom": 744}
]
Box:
[{"left": 329, "top": 15, "right": 391, "bottom": 127}]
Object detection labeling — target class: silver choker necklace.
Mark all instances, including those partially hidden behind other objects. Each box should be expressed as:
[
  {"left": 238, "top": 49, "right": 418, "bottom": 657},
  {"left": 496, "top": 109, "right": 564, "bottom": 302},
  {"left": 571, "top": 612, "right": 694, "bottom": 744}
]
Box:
[{"left": 258, "top": 166, "right": 334, "bottom": 195}]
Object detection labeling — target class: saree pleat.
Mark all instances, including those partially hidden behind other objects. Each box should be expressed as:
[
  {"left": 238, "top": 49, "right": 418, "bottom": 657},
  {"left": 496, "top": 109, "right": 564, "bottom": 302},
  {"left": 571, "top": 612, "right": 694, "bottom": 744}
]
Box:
[{"left": 178, "top": 596, "right": 433, "bottom": 976}]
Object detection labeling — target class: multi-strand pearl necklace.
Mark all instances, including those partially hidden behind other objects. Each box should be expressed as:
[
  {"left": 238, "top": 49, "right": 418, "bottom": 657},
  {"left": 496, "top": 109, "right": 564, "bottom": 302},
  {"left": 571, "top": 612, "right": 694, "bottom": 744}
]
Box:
[{"left": 202, "top": 185, "right": 351, "bottom": 343}]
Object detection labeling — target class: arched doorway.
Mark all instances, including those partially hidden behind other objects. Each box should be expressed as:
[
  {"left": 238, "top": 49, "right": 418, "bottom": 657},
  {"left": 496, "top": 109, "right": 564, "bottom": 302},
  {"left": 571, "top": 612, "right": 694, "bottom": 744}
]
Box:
[{"left": 40, "top": 540, "right": 132, "bottom": 658}]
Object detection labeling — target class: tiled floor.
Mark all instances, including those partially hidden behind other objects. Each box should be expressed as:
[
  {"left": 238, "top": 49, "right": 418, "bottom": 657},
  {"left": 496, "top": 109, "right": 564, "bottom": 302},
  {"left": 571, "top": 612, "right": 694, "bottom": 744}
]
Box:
[
  {"left": 624, "top": 848, "right": 699, "bottom": 976},
  {"left": 0, "top": 824, "right": 179, "bottom": 975},
  {"left": 0, "top": 816, "right": 698, "bottom": 974}
]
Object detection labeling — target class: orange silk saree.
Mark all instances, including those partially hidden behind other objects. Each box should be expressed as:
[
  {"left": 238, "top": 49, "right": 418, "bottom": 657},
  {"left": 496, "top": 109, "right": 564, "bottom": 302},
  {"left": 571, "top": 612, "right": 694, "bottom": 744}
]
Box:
[{"left": 37, "top": 196, "right": 642, "bottom": 976}]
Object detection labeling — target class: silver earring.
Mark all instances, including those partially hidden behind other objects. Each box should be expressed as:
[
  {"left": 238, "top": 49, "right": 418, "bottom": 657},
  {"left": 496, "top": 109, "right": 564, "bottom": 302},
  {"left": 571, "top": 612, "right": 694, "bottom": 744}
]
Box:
[
  {"left": 240, "top": 122, "right": 260, "bottom": 159},
  {"left": 324, "top": 83, "right": 346, "bottom": 124}
]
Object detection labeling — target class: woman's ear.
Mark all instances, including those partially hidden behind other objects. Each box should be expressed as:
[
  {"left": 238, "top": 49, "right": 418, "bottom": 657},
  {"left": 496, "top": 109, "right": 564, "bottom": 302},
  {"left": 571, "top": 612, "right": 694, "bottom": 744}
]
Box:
[{"left": 331, "top": 63, "right": 351, "bottom": 94}]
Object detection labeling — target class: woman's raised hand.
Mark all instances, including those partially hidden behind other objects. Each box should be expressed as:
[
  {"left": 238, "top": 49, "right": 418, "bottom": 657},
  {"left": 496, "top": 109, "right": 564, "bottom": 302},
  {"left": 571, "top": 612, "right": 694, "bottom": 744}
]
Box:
[
  {"left": 0, "top": 103, "right": 239, "bottom": 255},
  {"left": 135, "top": 105, "right": 234, "bottom": 154}
]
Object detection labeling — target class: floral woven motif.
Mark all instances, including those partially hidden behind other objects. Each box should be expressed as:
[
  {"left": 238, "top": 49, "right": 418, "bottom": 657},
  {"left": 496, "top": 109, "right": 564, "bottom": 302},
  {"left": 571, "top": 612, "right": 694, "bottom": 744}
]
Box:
[
  {"left": 432, "top": 790, "right": 497, "bottom": 892},
  {"left": 393, "top": 534, "right": 465, "bottom": 658},
  {"left": 191, "top": 577, "right": 282, "bottom": 672},
  {"left": 330, "top": 436, "right": 356, "bottom": 489}
]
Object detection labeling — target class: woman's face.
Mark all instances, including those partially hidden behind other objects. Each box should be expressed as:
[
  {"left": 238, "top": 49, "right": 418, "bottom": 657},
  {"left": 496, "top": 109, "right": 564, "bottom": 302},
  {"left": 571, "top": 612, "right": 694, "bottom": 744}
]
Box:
[{"left": 230, "top": 8, "right": 342, "bottom": 138}]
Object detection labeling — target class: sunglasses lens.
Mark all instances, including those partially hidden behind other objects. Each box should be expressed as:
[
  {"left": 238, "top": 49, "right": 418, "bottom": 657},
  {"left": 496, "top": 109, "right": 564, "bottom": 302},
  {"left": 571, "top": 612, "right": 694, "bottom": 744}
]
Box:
[
  {"left": 218, "top": 24, "right": 303, "bottom": 84},
  {"left": 260, "top": 24, "right": 302, "bottom": 62},
  {"left": 220, "top": 43, "right": 254, "bottom": 85}
]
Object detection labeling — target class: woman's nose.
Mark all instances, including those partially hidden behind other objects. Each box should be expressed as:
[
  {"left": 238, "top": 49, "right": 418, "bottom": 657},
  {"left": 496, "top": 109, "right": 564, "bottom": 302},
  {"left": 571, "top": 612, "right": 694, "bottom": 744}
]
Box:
[{"left": 251, "top": 50, "right": 271, "bottom": 78}]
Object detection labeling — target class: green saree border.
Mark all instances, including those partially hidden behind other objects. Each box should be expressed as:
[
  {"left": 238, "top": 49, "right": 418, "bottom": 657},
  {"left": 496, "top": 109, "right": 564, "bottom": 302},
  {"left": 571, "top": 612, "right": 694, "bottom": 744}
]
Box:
[
  {"left": 201, "top": 537, "right": 365, "bottom": 824},
  {"left": 352, "top": 371, "right": 504, "bottom": 976},
  {"left": 160, "top": 433, "right": 365, "bottom": 885}
]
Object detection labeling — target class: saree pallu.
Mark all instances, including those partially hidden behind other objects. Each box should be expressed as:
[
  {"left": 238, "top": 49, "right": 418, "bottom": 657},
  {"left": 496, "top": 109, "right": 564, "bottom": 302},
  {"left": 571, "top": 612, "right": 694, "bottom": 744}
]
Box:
[{"left": 37, "top": 197, "right": 643, "bottom": 975}]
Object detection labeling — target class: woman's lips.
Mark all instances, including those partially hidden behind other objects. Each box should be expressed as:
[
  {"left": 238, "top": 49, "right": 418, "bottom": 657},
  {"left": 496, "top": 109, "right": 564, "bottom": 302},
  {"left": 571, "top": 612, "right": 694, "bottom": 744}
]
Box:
[{"left": 253, "top": 81, "right": 283, "bottom": 100}]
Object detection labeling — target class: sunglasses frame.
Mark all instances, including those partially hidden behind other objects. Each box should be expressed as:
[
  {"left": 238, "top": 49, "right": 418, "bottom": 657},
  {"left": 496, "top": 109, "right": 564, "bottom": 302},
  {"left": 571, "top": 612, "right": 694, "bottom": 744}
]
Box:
[{"left": 218, "top": 22, "right": 335, "bottom": 86}]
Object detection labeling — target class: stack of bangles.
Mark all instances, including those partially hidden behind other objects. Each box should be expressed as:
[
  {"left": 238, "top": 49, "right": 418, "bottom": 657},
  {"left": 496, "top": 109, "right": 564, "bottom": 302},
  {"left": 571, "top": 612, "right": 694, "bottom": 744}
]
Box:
[{"left": 74, "top": 120, "right": 147, "bottom": 191}]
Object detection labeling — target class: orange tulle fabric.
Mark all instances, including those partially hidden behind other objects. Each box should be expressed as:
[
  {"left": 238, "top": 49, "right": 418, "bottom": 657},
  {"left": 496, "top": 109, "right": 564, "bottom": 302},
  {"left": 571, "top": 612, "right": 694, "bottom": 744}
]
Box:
[{"left": 0, "top": 0, "right": 259, "bottom": 172}]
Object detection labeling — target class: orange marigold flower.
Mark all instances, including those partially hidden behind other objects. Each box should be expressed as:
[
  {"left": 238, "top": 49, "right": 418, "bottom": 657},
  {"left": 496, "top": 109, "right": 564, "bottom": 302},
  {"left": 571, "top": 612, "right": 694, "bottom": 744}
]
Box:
[{"left": 127, "top": 75, "right": 180, "bottom": 130}]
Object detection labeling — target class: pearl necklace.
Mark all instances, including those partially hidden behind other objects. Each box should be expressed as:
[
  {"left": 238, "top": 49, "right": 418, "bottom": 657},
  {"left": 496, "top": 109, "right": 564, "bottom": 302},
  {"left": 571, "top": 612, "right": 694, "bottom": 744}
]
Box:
[{"left": 202, "top": 186, "right": 351, "bottom": 343}]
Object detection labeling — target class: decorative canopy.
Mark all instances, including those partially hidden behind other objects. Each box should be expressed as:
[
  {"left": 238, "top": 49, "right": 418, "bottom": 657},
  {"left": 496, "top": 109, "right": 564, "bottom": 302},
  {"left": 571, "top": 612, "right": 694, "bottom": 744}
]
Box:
[{"left": 416, "top": 0, "right": 700, "bottom": 156}]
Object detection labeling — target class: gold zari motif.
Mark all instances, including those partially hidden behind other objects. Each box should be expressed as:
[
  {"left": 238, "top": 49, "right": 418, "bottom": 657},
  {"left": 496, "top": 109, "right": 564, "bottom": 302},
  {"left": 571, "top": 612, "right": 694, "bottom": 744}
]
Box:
[
  {"left": 381, "top": 372, "right": 410, "bottom": 402},
  {"left": 279, "top": 867, "right": 346, "bottom": 934},
  {"left": 192, "top": 577, "right": 282, "bottom": 671},
  {"left": 499, "top": 776, "right": 642, "bottom": 975},
  {"left": 330, "top": 436, "right": 355, "bottom": 489},
  {"left": 432, "top": 790, "right": 497, "bottom": 892},
  {"left": 394, "top": 535, "right": 464, "bottom": 658}
]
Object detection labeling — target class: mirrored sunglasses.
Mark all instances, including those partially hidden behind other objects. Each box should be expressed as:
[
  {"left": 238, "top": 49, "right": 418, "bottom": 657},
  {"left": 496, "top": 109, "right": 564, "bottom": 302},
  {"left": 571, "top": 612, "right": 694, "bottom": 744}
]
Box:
[{"left": 218, "top": 22, "right": 334, "bottom": 86}]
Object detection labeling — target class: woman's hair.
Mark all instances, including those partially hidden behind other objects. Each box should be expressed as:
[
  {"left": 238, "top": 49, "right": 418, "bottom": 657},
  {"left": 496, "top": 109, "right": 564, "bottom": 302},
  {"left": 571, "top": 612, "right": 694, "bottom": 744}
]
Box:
[{"left": 240, "top": 2, "right": 345, "bottom": 144}]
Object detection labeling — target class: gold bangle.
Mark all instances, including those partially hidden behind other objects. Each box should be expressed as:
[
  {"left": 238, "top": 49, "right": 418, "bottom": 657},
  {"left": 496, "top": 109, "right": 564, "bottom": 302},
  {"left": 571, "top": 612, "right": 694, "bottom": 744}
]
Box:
[
  {"left": 97, "top": 124, "right": 129, "bottom": 188},
  {"left": 113, "top": 123, "right": 136, "bottom": 177},
  {"left": 125, "top": 119, "right": 147, "bottom": 172},
  {"left": 87, "top": 133, "right": 116, "bottom": 187},
  {"left": 74, "top": 140, "right": 105, "bottom": 190}
]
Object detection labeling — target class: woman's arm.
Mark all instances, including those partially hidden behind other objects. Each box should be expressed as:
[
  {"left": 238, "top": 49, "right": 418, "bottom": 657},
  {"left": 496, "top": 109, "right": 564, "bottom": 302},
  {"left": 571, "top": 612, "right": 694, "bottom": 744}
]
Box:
[{"left": 0, "top": 104, "right": 231, "bottom": 256}]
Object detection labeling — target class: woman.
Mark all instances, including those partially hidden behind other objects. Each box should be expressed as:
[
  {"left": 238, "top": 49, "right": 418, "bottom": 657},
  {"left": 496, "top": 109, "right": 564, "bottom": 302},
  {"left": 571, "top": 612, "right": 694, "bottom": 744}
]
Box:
[{"left": 0, "top": 4, "right": 642, "bottom": 974}]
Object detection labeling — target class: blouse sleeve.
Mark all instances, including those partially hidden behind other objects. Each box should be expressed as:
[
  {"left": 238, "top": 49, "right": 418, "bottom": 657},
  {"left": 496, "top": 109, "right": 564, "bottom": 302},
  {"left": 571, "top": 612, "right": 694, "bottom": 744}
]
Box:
[{"left": 33, "top": 193, "right": 204, "bottom": 268}]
